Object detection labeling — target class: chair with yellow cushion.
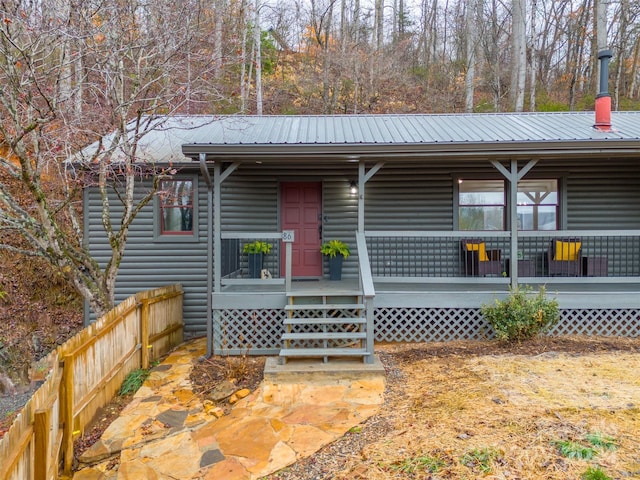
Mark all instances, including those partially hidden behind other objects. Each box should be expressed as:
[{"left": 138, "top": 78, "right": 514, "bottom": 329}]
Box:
[
  {"left": 548, "top": 238, "right": 582, "bottom": 276},
  {"left": 461, "top": 239, "right": 502, "bottom": 276}
]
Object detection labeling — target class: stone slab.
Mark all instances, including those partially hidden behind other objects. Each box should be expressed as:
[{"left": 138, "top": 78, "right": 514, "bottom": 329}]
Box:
[{"left": 263, "top": 355, "right": 385, "bottom": 383}]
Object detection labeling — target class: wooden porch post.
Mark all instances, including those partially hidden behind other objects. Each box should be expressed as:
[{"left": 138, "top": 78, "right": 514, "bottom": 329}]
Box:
[
  {"left": 358, "top": 160, "right": 384, "bottom": 233},
  {"left": 509, "top": 159, "right": 519, "bottom": 289},
  {"left": 213, "top": 162, "right": 222, "bottom": 293},
  {"left": 491, "top": 158, "right": 538, "bottom": 289},
  {"left": 200, "top": 153, "right": 214, "bottom": 358},
  {"left": 358, "top": 161, "right": 365, "bottom": 233}
]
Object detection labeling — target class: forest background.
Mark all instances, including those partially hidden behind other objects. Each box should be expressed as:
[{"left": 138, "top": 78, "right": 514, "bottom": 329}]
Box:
[{"left": 0, "top": 0, "right": 639, "bottom": 391}]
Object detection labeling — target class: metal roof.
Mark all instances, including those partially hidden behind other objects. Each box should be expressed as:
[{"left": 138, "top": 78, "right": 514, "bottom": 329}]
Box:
[{"left": 78, "top": 112, "right": 640, "bottom": 164}]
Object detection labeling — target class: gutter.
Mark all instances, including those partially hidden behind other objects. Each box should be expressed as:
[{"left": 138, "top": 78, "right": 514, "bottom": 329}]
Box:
[{"left": 182, "top": 140, "right": 640, "bottom": 161}]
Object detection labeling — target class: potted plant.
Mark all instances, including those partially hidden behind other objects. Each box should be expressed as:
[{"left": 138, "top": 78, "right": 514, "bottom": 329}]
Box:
[
  {"left": 320, "top": 240, "right": 350, "bottom": 280},
  {"left": 243, "top": 240, "right": 272, "bottom": 278}
]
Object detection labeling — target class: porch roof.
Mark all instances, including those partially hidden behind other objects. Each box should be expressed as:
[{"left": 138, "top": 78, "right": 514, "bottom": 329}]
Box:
[
  {"left": 78, "top": 112, "right": 640, "bottom": 165},
  {"left": 177, "top": 112, "right": 640, "bottom": 162}
]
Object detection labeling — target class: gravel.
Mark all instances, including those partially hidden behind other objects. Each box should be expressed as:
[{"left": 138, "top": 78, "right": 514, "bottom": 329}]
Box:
[{"left": 0, "top": 384, "right": 39, "bottom": 434}]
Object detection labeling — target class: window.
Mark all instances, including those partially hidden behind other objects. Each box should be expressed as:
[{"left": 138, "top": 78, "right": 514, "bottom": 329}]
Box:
[
  {"left": 159, "top": 179, "right": 194, "bottom": 235},
  {"left": 458, "top": 178, "right": 558, "bottom": 231},
  {"left": 517, "top": 179, "right": 558, "bottom": 230},
  {"left": 459, "top": 180, "right": 505, "bottom": 230}
]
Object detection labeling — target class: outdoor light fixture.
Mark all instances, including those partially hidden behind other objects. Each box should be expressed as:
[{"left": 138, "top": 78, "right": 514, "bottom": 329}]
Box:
[{"left": 349, "top": 180, "right": 358, "bottom": 195}]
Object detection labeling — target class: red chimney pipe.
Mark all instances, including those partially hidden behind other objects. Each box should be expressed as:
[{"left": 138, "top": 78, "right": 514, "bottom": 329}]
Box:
[{"left": 594, "top": 49, "right": 613, "bottom": 131}]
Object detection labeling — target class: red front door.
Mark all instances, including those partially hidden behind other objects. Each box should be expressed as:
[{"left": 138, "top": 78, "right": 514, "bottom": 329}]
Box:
[{"left": 281, "top": 182, "right": 322, "bottom": 278}]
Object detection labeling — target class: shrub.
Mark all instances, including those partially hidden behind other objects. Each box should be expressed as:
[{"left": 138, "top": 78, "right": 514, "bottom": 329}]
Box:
[{"left": 481, "top": 285, "right": 559, "bottom": 342}]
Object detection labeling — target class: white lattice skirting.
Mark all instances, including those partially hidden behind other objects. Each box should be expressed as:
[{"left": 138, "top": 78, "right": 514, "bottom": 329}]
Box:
[{"left": 212, "top": 308, "right": 640, "bottom": 354}]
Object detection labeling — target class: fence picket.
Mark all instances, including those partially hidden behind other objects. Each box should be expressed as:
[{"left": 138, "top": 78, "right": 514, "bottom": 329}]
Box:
[{"left": 0, "top": 284, "right": 183, "bottom": 480}]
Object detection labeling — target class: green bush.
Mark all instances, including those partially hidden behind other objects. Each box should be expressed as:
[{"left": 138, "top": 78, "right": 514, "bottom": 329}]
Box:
[{"left": 481, "top": 285, "right": 559, "bottom": 342}]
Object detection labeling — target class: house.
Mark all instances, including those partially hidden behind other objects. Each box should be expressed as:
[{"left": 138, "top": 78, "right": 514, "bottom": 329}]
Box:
[{"left": 85, "top": 109, "right": 640, "bottom": 363}]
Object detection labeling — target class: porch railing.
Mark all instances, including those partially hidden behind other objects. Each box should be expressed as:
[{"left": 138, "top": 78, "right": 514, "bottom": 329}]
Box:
[
  {"left": 220, "top": 232, "right": 284, "bottom": 285},
  {"left": 365, "top": 230, "right": 640, "bottom": 281},
  {"left": 518, "top": 231, "right": 640, "bottom": 279},
  {"left": 366, "top": 231, "right": 510, "bottom": 282}
]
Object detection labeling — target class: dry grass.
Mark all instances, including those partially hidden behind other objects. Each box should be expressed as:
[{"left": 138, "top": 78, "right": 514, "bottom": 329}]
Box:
[{"left": 329, "top": 339, "right": 640, "bottom": 480}]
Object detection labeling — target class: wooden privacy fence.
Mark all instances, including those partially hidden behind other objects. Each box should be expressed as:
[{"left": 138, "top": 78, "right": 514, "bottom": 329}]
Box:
[{"left": 0, "top": 284, "right": 183, "bottom": 480}]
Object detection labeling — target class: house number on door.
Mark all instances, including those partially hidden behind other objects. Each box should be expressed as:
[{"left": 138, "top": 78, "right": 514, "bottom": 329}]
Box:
[{"left": 282, "top": 230, "right": 295, "bottom": 242}]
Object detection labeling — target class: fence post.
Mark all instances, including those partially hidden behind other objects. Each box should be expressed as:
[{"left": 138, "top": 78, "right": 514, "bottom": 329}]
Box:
[
  {"left": 34, "top": 409, "right": 50, "bottom": 480},
  {"left": 61, "top": 355, "right": 74, "bottom": 474},
  {"left": 140, "top": 299, "right": 150, "bottom": 369}
]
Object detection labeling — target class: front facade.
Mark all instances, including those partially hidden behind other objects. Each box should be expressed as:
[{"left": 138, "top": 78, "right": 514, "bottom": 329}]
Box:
[{"left": 85, "top": 112, "right": 640, "bottom": 360}]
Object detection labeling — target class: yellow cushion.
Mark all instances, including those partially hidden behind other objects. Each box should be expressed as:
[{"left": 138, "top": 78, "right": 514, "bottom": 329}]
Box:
[
  {"left": 466, "top": 242, "right": 489, "bottom": 262},
  {"left": 554, "top": 241, "right": 581, "bottom": 261}
]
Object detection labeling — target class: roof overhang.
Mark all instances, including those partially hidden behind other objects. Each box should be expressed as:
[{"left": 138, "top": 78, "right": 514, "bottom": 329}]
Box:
[{"left": 182, "top": 140, "right": 640, "bottom": 163}]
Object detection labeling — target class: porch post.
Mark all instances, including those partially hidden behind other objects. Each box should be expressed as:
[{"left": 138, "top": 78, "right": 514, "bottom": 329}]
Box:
[
  {"left": 358, "top": 161, "right": 365, "bottom": 233},
  {"left": 509, "top": 159, "right": 519, "bottom": 289},
  {"left": 492, "top": 158, "right": 539, "bottom": 289},
  {"left": 213, "top": 162, "right": 222, "bottom": 293},
  {"left": 358, "top": 160, "right": 384, "bottom": 233},
  {"left": 200, "top": 154, "right": 213, "bottom": 358}
]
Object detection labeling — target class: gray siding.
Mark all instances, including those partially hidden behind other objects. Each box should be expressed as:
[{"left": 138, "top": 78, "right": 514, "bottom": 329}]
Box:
[
  {"left": 365, "top": 164, "right": 454, "bottom": 230},
  {"left": 565, "top": 160, "right": 640, "bottom": 229},
  {"left": 86, "top": 158, "right": 640, "bottom": 336},
  {"left": 86, "top": 175, "right": 209, "bottom": 337},
  {"left": 222, "top": 165, "right": 360, "bottom": 278}
]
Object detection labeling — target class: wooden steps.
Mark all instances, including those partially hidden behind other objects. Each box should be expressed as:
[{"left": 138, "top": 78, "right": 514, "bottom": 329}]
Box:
[{"left": 280, "top": 291, "right": 371, "bottom": 364}]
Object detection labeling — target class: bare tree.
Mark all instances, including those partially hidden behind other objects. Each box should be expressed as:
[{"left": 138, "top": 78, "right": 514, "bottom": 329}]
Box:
[
  {"left": 511, "top": 0, "right": 526, "bottom": 111},
  {"left": 465, "top": 0, "right": 480, "bottom": 112},
  {"left": 529, "top": 0, "right": 538, "bottom": 110},
  {"left": 0, "top": 0, "right": 212, "bottom": 317}
]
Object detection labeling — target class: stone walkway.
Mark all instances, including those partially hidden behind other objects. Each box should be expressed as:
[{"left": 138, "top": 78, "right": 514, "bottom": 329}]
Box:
[{"left": 73, "top": 338, "right": 385, "bottom": 479}]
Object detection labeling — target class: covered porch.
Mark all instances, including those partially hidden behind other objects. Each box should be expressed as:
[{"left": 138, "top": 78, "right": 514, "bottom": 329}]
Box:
[
  {"left": 178, "top": 114, "right": 640, "bottom": 359},
  {"left": 210, "top": 229, "right": 640, "bottom": 358}
]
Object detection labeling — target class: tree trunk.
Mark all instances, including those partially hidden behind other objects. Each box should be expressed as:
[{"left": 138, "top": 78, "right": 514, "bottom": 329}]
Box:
[
  {"left": 529, "top": 0, "right": 538, "bottom": 111},
  {"left": 511, "top": 0, "right": 526, "bottom": 111},
  {"left": 214, "top": 0, "right": 224, "bottom": 77},
  {"left": 465, "top": 0, "right": 478, "bottom": 113},
  {"left": 255, "top": 0, "right": 263, "bottom": 115}
]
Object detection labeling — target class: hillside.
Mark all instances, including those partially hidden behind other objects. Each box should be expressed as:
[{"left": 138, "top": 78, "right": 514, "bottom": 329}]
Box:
[{"left": 0, "top": 251, "right": 83, "bottom": 384}]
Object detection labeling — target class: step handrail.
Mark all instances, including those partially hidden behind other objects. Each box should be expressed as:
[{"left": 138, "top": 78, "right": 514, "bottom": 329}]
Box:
[
  {"left": 356, "top": 231, "right": 376, "bottom": 364},
  {"left": 355, "top": 232, "right": 375, "bottom": 299}
]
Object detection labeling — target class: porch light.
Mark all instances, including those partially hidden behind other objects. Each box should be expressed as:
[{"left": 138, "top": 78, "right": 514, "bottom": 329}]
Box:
[{"left": 349, "top": 180, "right": 358, "bottom": 195}]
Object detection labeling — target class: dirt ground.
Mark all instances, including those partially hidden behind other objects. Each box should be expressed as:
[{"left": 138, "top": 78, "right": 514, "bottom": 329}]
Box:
[
  {"left": 195, "top": 336, "right": 640, "bottom": 480},
  {"left": 75, "top": 336, "right": 640, "bottom": 479}
]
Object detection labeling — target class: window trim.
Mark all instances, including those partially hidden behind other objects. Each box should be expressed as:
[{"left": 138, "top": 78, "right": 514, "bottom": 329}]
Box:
[
  {"left": 154, "top": 175, "right": 199, "bottom": 243},
  {"left": 454, "top": 176, "right": 561, "bottom": 231}
]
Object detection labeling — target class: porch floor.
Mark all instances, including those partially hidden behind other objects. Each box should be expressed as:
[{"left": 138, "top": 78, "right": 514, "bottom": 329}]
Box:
[
  {"left": 218, "top": 278, "right": 640, "bottom": 310},
  {"left": 220, "top": 278, "right": 640, "bottom": 294}
]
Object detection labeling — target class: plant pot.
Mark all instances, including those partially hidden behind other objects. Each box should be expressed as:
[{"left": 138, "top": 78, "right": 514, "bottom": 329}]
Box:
[
  {"left": 328, "top": 256, "right": 343, "bottom": 281},
  {"left": 247, "top": 253, "right": 264, "bottom": 279}
]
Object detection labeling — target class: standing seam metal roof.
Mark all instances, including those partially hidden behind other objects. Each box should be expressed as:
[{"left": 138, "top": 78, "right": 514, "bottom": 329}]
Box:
[
  {"left": 184, "top": 112, "right": 640, "bottom": 145},
  {"left": 77, "top": 112, "right": 640, "bottom": 164}
]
